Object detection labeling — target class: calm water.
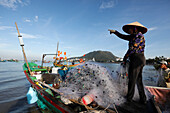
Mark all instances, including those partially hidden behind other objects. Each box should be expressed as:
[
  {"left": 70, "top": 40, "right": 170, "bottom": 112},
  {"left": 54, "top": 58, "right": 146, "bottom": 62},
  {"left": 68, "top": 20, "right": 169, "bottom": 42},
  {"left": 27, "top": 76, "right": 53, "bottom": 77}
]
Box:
[{"left": 0, "top": 62, "right": 157, "bottom": 113}]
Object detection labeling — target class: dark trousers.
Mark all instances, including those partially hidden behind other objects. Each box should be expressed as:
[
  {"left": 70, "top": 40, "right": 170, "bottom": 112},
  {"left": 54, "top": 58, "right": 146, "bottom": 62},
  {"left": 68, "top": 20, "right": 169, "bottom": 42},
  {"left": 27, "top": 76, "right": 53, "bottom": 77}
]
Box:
[{"left": 127, "top": 53, "right": 146, "bottom": 101}]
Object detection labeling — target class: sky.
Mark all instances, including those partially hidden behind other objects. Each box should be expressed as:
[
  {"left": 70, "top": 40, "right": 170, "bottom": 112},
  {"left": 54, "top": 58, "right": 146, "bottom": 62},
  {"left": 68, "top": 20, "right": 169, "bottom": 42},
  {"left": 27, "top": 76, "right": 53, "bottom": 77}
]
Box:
[{"left": 0, "top": 0, "right": 170, "bottom": 60}]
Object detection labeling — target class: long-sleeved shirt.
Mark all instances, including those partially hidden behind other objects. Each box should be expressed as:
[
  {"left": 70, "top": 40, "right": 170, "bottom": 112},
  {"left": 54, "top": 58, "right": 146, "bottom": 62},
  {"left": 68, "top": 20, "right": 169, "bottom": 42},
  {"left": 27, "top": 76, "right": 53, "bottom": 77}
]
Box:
[{"left": 113, "top": 31, "right": 145, "bottom": 62}]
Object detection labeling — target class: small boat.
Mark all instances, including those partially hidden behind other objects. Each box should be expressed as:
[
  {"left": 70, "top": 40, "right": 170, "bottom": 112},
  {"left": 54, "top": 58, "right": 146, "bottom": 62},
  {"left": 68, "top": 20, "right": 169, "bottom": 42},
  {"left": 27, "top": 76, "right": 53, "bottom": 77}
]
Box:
[
  {"left": 0, "top": 60, "right": 6, "bottom": 62},
  {"left": 23, "top": 62, "right": 120, "bottom": 113},
  {"left": 54, "top": 61, "right": 85, "bottom": 68},
  {"left": 145, "top": 86, "right": 170, "bottom": 112},
  {"left": 145, "top": 61, "right": 170, "bottom": 112},
  {"left": 53, "top": 58, "right": 85, "bottom": 68},
  {"left": 22, "top": 61, "right": 160, "bottom": 113}
]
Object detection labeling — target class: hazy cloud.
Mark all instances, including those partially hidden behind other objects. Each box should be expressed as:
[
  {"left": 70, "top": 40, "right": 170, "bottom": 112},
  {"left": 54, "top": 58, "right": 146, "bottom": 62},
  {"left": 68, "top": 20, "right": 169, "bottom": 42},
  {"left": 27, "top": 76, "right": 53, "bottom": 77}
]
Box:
[
  {"left": 148, "top": 27, "right": 157, "bottom": 31},
  {"left": 24, "top": 19, "right": 31, "bottom": 22},
  {"left": 100, "top": 0, "right": 115, "bottom": 9},
  {"left": 34, "top": 16, "right": 38, "bottom": 22},
  {"left": 0, "top": 25, "right": 14, "bottom": 30},
  {"left": 24, "top": 15, "right": 38, "bottom": 23},
  {"left": 0, "top": 0, "right": 30, "bottom": 10}
]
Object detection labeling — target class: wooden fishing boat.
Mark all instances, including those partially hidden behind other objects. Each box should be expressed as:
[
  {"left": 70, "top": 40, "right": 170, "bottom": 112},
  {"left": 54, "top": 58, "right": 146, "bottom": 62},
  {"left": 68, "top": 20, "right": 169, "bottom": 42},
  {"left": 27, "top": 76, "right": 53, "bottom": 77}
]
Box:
[
  {"left": 145, "top": 62, "right": 170, "bottom": 112},
  {"left": 22, "top": 61, "right": 162, "bottom": 113},
  {"left": 22, "top": 62, "right": 122, "bottom": 113},
  {"left": 15, "top": 22, "right": 160, "bottom": 113},
  {"left": 54, "top": 62, "right": 85, "bottom": 68},
  {"left": 53, "top": 57, "right": 85, "bottom": 68},
  {"left": 145, "top": 86, "right": 170, "bottom": 112}
]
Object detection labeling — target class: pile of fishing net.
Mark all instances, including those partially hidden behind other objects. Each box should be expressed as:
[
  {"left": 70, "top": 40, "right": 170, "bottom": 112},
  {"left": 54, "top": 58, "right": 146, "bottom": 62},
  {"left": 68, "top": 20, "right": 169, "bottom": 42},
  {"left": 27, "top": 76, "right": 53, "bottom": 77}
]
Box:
[{"left": 58, "top": 62, "right": 127, "bottom": 107}]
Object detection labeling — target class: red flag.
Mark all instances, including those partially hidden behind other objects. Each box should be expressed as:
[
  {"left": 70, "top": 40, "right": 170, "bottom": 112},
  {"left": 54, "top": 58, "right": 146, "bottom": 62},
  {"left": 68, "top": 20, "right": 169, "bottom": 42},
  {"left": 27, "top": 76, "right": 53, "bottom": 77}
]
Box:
[{"left": 64, "top": 52, "right": 66, "bottom": 56}]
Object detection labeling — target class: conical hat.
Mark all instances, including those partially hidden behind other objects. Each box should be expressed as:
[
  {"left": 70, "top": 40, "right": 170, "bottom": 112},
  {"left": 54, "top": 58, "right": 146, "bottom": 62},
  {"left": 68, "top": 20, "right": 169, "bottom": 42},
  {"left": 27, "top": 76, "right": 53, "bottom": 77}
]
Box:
[{"left": 122, "top": 21, "right": 147, "bottom": 34}]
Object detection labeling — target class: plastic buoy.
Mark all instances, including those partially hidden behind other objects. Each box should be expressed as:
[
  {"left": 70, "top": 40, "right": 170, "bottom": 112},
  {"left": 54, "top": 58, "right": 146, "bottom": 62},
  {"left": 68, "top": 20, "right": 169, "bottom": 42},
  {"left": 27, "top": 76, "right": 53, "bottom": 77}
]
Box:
[{"left": 82, "top": 94, "right": 94, "bottom": 105}]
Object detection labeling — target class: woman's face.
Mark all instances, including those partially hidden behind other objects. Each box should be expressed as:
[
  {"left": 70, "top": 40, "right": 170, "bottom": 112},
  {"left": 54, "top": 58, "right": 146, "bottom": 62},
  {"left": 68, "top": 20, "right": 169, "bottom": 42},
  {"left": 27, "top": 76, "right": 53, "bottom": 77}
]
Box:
[
  {"left": 128, "top": 27, "right": 134, "bottom": 34},
  {"left": 128, "top": 26, "right": 138, "bottom": 34}
]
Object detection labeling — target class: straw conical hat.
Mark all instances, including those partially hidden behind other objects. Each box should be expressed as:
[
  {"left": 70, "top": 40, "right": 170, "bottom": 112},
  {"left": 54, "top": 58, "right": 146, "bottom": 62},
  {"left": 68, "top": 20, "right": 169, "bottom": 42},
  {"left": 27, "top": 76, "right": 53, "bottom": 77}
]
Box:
[{"left": 122, "top": 21, "right": 147, "bottom": 34}]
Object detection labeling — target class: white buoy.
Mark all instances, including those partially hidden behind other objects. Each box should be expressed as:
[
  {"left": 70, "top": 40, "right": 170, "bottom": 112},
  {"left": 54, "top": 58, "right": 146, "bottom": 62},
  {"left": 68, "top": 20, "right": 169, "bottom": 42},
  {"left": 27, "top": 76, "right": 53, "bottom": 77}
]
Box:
[{"left": 18, "top": 35, "right": 24, "bottom": 46}]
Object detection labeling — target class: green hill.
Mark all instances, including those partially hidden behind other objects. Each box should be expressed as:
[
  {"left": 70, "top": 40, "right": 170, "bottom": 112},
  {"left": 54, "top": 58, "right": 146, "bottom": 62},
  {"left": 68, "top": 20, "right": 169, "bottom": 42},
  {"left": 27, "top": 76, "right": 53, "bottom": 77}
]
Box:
[{"left": 70, "top": 50, "right": 118, "bottom": 62}]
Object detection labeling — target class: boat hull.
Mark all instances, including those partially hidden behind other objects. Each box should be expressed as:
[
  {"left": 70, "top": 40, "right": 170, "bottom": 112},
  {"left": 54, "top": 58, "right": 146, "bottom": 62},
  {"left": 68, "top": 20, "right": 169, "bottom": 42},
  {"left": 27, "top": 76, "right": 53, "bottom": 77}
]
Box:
[
  {"left": 54, "top": 62, "right": 85, "bottom": 68},
  {"left": 24, "top": 71, "right": 75, "bottom": 113},
  {"left": 145, "top": 86, "right": 170, "bottom": 105}
]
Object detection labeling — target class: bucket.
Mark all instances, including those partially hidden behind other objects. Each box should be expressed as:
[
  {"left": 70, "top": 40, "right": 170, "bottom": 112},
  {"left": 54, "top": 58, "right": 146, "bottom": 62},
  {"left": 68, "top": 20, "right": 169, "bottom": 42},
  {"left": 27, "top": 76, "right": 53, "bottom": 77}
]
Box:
[{"left": 52, "top": 67, "right": 61, "bottom": 74}]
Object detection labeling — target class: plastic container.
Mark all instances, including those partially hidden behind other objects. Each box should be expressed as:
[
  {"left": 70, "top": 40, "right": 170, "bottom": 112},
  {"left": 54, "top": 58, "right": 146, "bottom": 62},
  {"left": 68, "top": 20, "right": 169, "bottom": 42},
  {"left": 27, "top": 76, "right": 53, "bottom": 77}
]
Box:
[
  {"left": 52, "top": 67, "right": 61, "bottom": 74},
  {"left": 27, "top": 87, "right": 38, "bottom": 104},
  {"left": 82, "top": 94, "right": 94, "bottom": 105}
]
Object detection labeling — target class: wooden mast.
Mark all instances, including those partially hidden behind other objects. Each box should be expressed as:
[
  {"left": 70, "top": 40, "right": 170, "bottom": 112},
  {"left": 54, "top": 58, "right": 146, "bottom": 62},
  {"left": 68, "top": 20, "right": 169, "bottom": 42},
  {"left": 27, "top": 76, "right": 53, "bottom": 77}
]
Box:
[{"left": 15, "top": 22, "right": 33, "bottom": 76}]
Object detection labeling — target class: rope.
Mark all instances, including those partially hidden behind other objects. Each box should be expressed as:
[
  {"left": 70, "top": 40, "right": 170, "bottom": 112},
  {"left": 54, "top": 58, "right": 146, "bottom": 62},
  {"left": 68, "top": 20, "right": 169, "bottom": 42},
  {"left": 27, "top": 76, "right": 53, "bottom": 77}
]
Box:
[
  {"left": 104, "top": 104, "right": 110, "bottom": 111},
  {"left": 113, "top": 104, "right": 118, "bottom": 113}
]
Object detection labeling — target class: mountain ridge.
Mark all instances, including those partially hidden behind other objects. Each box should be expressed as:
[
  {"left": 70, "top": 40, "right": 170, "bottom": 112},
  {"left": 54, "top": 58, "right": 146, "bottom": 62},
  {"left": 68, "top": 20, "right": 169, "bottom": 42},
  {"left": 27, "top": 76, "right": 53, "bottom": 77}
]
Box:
[{"left": 70, "top": 50, "right": 118, "bottom": 62}]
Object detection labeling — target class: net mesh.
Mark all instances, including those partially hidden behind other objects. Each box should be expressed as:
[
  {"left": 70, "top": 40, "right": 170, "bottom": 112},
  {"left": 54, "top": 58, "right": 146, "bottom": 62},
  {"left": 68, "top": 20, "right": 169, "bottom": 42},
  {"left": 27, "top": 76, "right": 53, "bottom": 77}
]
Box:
[{"left": 58, "top": 62, "right": 127, "bottom": 107}]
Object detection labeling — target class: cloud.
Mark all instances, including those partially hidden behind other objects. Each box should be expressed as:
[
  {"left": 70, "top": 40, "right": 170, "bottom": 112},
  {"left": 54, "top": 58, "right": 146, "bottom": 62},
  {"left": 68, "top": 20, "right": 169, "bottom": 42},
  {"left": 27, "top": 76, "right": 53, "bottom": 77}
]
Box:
[
  {"left": 148, "top": 27, "right": 157, "bottom": 31},
  {"left": 24, "top": 19, "right": 31, "bottom": 22},
  {"left": 0, "top": 0, "right": 30, "bottom": 10},
  {"left": 100, "top": 0, "right": 115, "bottom": 9},
  {"left": 0, "top": 25, "right": 14, "bottom": 30},
  {"left": 34, "top": 16, "right": 38, "bottom": 22},
  {"left": 24, "top": 15, "right": 38, "bottom": 23}
]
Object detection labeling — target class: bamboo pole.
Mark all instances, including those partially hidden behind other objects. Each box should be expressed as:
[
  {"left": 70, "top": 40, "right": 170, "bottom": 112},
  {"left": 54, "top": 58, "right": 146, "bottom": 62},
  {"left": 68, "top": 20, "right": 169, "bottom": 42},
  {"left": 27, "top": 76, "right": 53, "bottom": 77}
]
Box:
[
  {"left": 15, "top": 22, "right": 33, "bottom": 76},
  {"left": 54, "top": 42, "right": 59, "bottom": 65}
]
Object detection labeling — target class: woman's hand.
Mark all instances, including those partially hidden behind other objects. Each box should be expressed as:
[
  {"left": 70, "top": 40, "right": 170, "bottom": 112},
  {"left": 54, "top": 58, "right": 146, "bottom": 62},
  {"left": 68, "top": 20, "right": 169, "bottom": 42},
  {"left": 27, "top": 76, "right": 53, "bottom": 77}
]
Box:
[{"left": 108, "top": 29, "right": 116, "bottom": 34}]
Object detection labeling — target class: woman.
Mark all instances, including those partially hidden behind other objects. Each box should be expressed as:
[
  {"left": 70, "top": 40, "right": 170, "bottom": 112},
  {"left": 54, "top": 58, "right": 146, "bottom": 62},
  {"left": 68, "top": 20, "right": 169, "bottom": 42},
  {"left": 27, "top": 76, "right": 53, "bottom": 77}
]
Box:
[{"left": 108, "top": 21, "right": 148, "bottom": 104}]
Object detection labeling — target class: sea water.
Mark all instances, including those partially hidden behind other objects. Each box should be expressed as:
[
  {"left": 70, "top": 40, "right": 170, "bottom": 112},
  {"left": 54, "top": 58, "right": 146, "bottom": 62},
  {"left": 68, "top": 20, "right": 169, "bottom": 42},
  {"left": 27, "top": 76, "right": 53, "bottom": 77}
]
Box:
[
  {"left": 0, "top": 62, "right": 41, "bottom": 113},
  {"left": 0, "top": 62, "right": 158, "bottom": 113}
]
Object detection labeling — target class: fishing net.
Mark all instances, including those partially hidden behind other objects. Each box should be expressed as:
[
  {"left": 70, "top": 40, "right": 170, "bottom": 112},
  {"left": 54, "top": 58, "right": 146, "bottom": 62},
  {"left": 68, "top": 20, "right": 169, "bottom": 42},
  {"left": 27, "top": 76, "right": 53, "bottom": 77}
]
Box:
[
  {"left": 115, "top": 63, "right": 129, "bottom": 95},
  {"left": 58, "top": 62, "right": 126, "bottom": 107}
]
